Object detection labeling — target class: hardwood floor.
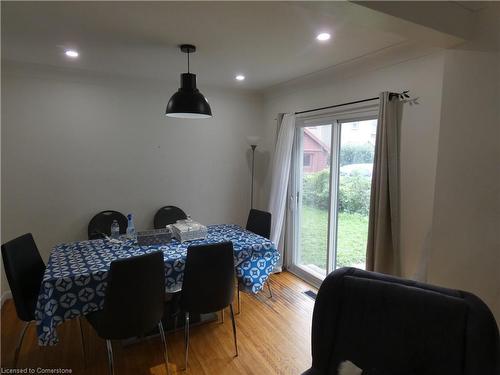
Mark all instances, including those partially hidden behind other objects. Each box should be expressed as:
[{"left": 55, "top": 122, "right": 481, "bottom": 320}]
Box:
[{"left": 1, "top": 272, "right": 316, "bottom": 374}]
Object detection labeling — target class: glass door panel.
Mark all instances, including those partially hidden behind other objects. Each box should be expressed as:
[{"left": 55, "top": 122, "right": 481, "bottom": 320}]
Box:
[
  {"left": 289, "top": 115, "right": 377, "bottom": 286},
  {"left": 297, "top": 124, "right": 332, "bottom": 277},
  {"left": 335, "top": 119, "right": 377, "bottom": 269}
]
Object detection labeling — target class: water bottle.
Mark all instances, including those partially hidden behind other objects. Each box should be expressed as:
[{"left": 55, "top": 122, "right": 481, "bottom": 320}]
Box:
[
  {"left": 126, "top": 213, "right": 136, "bottom": 240},
  {"left": 110, "top": 220, "right": 120, "bottom": 239}
]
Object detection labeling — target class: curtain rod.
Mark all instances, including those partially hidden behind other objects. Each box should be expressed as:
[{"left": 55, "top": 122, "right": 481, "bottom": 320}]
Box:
[{"left": 294, "top": 91, "right": 408, "bottom": 115}]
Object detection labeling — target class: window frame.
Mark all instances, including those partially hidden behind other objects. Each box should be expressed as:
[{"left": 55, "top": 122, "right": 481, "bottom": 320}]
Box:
[{"left": 286, "top": 104, "right": 379, "bottom": 287}]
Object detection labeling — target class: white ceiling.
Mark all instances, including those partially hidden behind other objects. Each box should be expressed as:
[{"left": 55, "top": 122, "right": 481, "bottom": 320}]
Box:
[
  {"left": 1, "top": 1, "right": 464, "bottom": 90},
  {"left": 453, "top": 1, "right": 489, "bottom": 12}
]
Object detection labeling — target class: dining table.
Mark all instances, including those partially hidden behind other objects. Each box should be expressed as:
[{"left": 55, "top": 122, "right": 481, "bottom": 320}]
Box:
[{"left": 35, "top": 224, "right": 279, "bottom": 346}]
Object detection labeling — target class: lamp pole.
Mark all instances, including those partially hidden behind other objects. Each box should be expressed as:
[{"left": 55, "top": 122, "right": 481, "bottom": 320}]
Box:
[{"left": 250, "top": 144, "right": 257, "bottom": 209}]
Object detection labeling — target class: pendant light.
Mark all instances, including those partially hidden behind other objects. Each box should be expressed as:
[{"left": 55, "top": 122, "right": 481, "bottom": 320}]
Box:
[{"left": 166, "top": 44, "right": 212, "bottom": 119}]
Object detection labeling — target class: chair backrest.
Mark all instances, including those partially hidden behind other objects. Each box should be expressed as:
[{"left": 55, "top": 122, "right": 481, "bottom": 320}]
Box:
[
  {"left": 154, "top": 206, "right": 187, "bottom": 229},
  {"left": 246, "top": 209, "right": 271, "bottom": 239},
  {"left": 97, "top": 251, "right": 165, "bottom": 339},
  {"left": 303, "top": 268, "right": 500, "bottom": 375},
  {"left": 180, "top": 242, "right": 235, "bottom": 314},
  {"left": 1, "top": 233, "right": 46, "bottom": 322},
  {"left": 87, "top": 210, "right": 127, "bottom": 240}
]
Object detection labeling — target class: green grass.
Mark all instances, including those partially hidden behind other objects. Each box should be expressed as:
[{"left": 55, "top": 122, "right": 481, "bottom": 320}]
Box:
[{"left": 299, "top": 205, "right": 368, "bottom": 271}]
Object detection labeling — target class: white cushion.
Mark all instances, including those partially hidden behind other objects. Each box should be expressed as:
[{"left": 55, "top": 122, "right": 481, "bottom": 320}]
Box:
[{"left": 338, "top": 361, "right": 363, "bottom": 375}]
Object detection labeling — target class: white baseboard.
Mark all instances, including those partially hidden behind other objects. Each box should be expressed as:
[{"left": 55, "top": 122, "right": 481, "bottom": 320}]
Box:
[{"left": 1, "top": 290, "right": 12, "bottom": 309}]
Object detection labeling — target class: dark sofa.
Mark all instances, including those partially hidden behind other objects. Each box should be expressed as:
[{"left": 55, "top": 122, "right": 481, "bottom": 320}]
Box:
[{"left": 302, "top": 267, "right": 500, "bottom": 375}]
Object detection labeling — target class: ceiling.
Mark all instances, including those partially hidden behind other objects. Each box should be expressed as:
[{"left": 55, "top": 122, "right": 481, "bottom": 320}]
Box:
[
  {"left": 453, "top": 1, "right": 489, "bottom": 12},
  {"left": 1, "top": 1, "right": 467, "bottom": 90}
]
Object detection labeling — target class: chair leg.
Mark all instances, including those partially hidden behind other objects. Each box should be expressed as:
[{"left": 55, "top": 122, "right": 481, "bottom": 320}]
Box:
[
  {"left": 266, "top": 277, "right": 273, "bottom": 299},
  {"left": 174, "top": 313, "right": 179, "bottom": 331},
  {"left": 77, "top": 317, "right": 86, "bottom": 368},
  {"left": 184, "top": 312, "right": 190, "bottom": 370},
  {"left": 106, "top": 339, "right": 115, "bottom": 375},
  {"left": 229, "top": 304, "right": 238, "bottom": 357},
  {"left": 158, "top": 322, "right": 170, "bottom": 375},
  {"left": 13, "top": 321, "right": 31, "bottom": 368},
  {"left": 237, "top": 284, "right": 241, "bottom": 315}
]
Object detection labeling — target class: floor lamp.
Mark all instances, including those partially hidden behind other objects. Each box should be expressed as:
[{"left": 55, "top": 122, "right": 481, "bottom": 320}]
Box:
[
  {"left": 242, "top": 136, "right": 273, "bottom": 305},
  {"left": 247, "top": 136, "right": 260, "bottom": 209}
]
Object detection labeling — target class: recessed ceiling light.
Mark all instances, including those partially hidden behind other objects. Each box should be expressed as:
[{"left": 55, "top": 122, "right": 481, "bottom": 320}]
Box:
[
  {"left": 65, "top": 50, "right": 79, "bottom": 58},
  {"left": 235, "top": 75, "right": 245, "bottom": 81},
  {"left": 316, "top": 33, "right": 331, "bottom": 42}
]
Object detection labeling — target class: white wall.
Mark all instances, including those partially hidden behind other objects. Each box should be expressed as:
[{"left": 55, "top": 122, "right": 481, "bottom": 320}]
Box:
[
  {"left": 428, "top": 4, "right": 500, "bottom": 326},
  {"left": 261, "top": 51, "right": 445, "bottom": 279},
  {"left": 428, "top": 47, "right": 500, "bottom": 326},
  {"left": 1, "top": 62, "right": 264, "bottom": 293},
  {"left": 426, "top": 5, "right": 500, "bottom": 324}
]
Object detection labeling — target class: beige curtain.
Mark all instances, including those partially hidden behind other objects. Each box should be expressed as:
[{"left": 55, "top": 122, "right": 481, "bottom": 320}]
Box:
[{"left": 366, "top": 92, "right": 402, "bottom": 275}]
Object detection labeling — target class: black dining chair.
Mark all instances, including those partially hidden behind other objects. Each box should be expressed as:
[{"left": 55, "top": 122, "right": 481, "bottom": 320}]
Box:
[
  {"left": 246, "top": 209, "right": 272, "bottom": 239},
  {"left": 154, "top": 206, "right": 188, "bottom": 229},
  {"left": 85, "top": 251, "right": 169, "bottom": 375},
  {"left": 1, "top": 233, "right": 85, "bottom": 367},
  {"left": 88, "top": 210, "right": 127, "bottom": 240},
  {"left": 237, "top": 209, "right": 273, "bottom": 313},
  {"left": 180, "top": 242, "right": 238, "bottom": 370}
]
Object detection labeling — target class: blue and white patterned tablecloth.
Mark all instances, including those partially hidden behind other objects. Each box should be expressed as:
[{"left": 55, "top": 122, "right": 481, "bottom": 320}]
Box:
[{"left": 35, "top": 224, "right": 279, "bottom": 346}]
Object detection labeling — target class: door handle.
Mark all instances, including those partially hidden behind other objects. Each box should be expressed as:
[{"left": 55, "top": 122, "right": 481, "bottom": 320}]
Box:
[{"left": 289, "top": 192, "right": 299, "bottom": 211}]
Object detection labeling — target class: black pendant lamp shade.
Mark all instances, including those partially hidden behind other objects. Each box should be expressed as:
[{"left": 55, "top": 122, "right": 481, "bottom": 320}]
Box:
[{"left": 166, "top": 45, "right": 212, "bottom": 119}]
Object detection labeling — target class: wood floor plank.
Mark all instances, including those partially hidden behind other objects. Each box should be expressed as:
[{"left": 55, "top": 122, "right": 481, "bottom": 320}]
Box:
[{"left": 1, "top": 271, "right": 316, "bottom": 374}]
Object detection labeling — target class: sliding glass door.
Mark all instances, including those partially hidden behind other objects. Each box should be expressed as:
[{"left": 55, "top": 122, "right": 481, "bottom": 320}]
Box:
[
  {"left": 296, "top": 123, "right": 333, "bottom": 277},
  {"left": 289, "top": 116, "right": 377, "bottom": 286}
]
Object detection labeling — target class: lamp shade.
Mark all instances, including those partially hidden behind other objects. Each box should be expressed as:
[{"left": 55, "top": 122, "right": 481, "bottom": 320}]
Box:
[
  {"left": 246, "top": 135, "right": 261, "bottom": 147},
  {"left": 166, "top": 73, "right": 212, "bottom": 119}
]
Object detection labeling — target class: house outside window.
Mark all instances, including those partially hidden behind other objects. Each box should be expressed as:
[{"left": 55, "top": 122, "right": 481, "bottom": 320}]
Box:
[
  {"left": 302, "top": 128, "right": 330, "bottom": 173},
  {"left": 303, "top": 153, "right": 312, "bottom": 167}
]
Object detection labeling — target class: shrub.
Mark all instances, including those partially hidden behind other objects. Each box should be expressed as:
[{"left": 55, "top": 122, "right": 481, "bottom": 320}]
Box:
[
  {"left": 302, "top": 169, "right": 371, "bottom": 215},
  {"left": 302, "top": 169, "right": 330, "bottom": 210},
  {"left": 340, "top": 144, "right": 374, "bottom": 166},
  {"left": 338, "top": 174, "right": 371, "bottom": 215}
]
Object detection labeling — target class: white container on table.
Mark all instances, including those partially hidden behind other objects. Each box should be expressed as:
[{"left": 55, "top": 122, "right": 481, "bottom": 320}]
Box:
[{"left": 171, "top": 219, "right": 207, "bottom": 243}]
